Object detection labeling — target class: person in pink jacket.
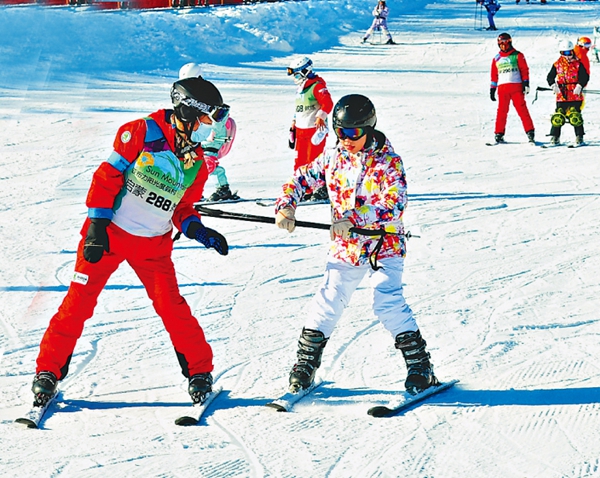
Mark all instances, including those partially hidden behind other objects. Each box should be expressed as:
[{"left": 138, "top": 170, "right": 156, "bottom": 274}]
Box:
[
  {"left": 490, "top": 32, "right": 535, "bottom": 144},
  {"left": 275, "top": 94, "right": 440, "bottom": 396}
]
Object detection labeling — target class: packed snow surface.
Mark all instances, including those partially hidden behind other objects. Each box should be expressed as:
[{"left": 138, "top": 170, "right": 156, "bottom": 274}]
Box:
[{"left": 2, "top": 0, "right": 600, "bottom": 476}]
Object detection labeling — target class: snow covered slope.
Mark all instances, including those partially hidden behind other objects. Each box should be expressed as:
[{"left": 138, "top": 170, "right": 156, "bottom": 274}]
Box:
[{"left": 2, "top": 0, "right": 600, "bottom": 476}]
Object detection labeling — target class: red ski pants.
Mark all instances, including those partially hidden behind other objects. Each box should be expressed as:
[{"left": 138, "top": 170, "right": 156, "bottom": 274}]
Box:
[
  {"left": 495, "top": 84, "right": 535, "bottom": 135},
  {"left": 294, "top": 127, "right": 327, "bottom": 170},
  {"left": 36, "top": 221, "right": 213, "bottom": 380}
]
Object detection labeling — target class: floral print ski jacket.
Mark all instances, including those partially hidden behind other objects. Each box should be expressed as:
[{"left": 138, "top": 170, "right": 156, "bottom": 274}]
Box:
[{"left": 275, "top": 132, "right": 407, "bottom": 266}]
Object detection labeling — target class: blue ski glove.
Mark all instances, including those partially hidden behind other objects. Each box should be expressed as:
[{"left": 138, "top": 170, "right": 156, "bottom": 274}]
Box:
[
  {"left": 83, "top": 218, "right": 110, "bottom": 263},
  {"left": 186, "top": 220, "right": 229, "bottom": 256}
]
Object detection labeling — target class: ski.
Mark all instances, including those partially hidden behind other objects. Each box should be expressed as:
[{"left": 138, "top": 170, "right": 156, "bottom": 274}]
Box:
[
  {"left": 485, "top": 141, "right": 512, "bottom": 146},
  {"left": 265, "top": 378, "right": 323, "bottom": 412},
  {"left": 174, "top": 385, "right": 223, "bottom": 426},
  {"left": 485, "top": 141, "right": 535, "bottom": 147},
  {"left": 367, "top": 379, "right": 459, "bottom": 418},
  {"left": 15, "top": 392, "right": 58, "bottom": 429},
  {"left": 542, "top": 141, "right": 590, "bottom": 149}
]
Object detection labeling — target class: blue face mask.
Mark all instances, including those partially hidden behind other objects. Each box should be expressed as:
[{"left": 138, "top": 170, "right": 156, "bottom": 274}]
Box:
[{"left": 190, "top": 121, "right": 214, "bottom": 143}]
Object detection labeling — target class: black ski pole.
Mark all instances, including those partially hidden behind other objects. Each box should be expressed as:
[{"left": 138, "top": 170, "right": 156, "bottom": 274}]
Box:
[
  {"left": 532, "top": 86, "right": 553, "bottom": 104},
  {"left": 195, "top": 205, "right": 417, "bottom": 238},
  {"left": 195, "top": 205, "right": 418, "bottom": 270}
]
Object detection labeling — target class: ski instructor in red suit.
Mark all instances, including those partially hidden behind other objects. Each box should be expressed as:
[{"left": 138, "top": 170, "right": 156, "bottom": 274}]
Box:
[
  {"left": 30, "top": 77, "right": 230, "bottom": 409},
  {"left": 490, "top": 32, "right": 535, "bottom": 144}
]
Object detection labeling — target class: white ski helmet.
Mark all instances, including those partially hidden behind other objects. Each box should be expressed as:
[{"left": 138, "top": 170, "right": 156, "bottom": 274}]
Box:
[
  {"left": 558, "top": 40, "right": 574, "bottom": 54},
  {"left": 179, "top": 62, "right": 204, "bottom": 80},
  {"left": 287, "top": 56, "right": 313, "bottom": 84}
]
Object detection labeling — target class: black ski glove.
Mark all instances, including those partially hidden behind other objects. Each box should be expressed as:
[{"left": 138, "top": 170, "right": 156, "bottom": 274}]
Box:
[
  {"left": 83, "top": 218, "right": 110, "bottom": 263},
  {"left": 490, "top": 88, "right": 497, "bottom": 102},
  {"left": 186, "top": 221, "right": 229, "bottom": 256}
]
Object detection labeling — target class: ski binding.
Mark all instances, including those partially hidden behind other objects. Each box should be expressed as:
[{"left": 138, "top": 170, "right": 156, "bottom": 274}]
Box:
[
  {"left": 15, "top": 392, "right": 58, "bottom": 429},
  {"left": 175, "top": 385, "right": 223, "bottom": 426},
  {"left": 265, "top": 378, "right": 323, "bottom": 412}
]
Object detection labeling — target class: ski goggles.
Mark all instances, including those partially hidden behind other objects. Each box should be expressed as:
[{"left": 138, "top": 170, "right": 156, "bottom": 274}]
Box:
[
  {"left": 335, "top": 127, "right": 366, "bottom": 141},
  {"left": 172, "top": 89, "right": 230, "bottom": 123},
  {"left": 578, "top": 38, "right": 592, "bottom": 48},
  {"left": 560, "top": 50, "right": 573, "bottom": 57}
]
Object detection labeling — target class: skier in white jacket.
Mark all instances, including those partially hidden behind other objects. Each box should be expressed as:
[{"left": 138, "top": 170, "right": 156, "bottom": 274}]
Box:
[{"left": 363, "top": 1, "right": 396, "bottom": 45}]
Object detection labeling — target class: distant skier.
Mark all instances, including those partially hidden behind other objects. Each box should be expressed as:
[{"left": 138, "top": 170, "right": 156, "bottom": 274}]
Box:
[
  {"left": 287, "top": 56, "right": 334, "bottom": 201},
  {"left": 179, "top": 63, "right": 239, "bottom": 202},
  {"left": 490, "top": 32, "right": 535, "bottom": 144},
  {"left": 275, "top": 94, "right": 440, "bottom": 396},
  {"left": 477, "top": 0, "right": 500, "bottom": 31},
  {"left": 574, "top": 36, "right": 592, "bottom": 77},
  {"left": 547, "top": 40, "right": 590, "bottom": 145},
  {"left": 29, "top": 77, "right": 230, "bottom": 409},
  {"left": 593, "top": 27, "right": 600, "bottom": 63},
  {"left": 363, "top": 0, "right": 396, "bottom": 45}
]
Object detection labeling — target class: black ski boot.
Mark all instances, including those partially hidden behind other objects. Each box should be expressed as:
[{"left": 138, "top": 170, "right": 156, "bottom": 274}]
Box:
[
  {"left": 188, "top": 372, "right": 213, "bottom": 404},
  {"left": 395, "top": 330, "right": 439, "bottom": 395},
  {"left": 494, "top": 133, "right": 505, "bottom": 144},
  {"left": 526, "top": 130, "right": 535, "bottom": 143},
  {"left": 208, "top": 184, "right": 239, "bottom": 202},
  {"left": 289, "top": 328, "right": 328, "bottom": 393},
  {"left": 31, "top": 371, "right": 58, "bottom": 407}
]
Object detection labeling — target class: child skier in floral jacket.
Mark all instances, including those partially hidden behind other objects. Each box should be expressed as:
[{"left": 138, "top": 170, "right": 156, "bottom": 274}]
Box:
[{"left": 274, "top": 94, "right": 439, "bottom": 396}]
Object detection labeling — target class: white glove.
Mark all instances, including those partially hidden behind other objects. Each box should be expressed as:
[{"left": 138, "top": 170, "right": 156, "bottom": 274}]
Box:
[
  {"left": 524, "top": 86, "right": 530, "bottom": 95},
  {"left": 574, "top": 84, "right": 583, "bottom": 95},
  {"left": 276, "top": 207, "right": 296, "bottom": 233},
  {"left": 330, "top": 218, "right": 353, "bottom": 240},
  {"left": 552, "top": 83, "right": 560, "bottom": 95}
]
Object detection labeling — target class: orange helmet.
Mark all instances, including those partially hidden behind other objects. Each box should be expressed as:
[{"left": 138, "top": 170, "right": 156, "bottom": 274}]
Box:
[{"left": 577, "top": 36, "right": 592, "bottom": 48}]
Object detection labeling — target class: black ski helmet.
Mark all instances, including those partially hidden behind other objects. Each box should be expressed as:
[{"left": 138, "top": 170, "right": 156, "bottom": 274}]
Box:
[
  {"left": 171, "top": 77, "right": 223, "bottom": 123},
  {"left": 332, "top": 94, "right": 377, "bottom": 130},
  {"left": 497, "top": 32, "right": 511, "bottom": 42}
]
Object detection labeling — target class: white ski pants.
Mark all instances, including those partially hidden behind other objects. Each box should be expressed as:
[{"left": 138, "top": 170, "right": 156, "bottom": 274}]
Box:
[
  {"left": 304, "top": 256, "right": 418, "bottom": 339},
  {"left": 364, "top": 18, "right": 392, "bottom": 41}
]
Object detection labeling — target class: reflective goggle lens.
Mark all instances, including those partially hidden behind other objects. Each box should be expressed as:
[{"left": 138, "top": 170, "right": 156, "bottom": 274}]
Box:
[
  {"left": 210, "top": 104, "right": 230, "bottom": 123},
  {"left": 335, "top": 127, "right": 366, "bottom": 140},
  {"left": 561, "top": 50, "right": 572, "bottom": 56}
]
